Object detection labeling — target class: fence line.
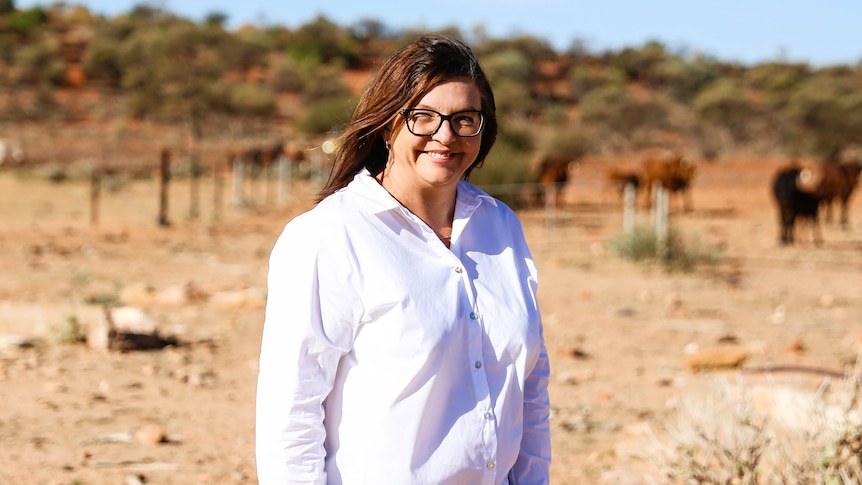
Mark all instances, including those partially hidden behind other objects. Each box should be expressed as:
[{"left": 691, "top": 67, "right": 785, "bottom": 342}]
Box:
[{"left": 86, "top": 160, "right": 672, "bottom": 261}]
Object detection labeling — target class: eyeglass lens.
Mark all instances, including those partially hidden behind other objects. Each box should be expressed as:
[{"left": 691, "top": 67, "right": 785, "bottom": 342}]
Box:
[{"left": 403, "top": 109, "right": 483, "bottom": 137}]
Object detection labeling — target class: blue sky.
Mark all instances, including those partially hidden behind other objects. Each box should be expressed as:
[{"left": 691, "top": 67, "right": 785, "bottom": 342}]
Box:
[{"left": 19, "top": 0, "right": 862, "bottom": 67}]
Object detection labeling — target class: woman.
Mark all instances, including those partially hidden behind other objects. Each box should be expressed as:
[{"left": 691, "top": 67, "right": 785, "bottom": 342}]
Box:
[{"left": 256, "top": 35, "right": 551, "bottom": 485}]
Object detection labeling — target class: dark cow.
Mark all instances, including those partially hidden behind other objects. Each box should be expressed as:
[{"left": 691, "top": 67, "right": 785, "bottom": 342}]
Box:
[
  {"left": 771, "top": 165, "right": 824, "bottom": 246},
  {"left": 641, "top": 154, "right": 696, "bottom": 212},
  {"left": 533, "top": 155, "right": 572, "bottom": 207},
  {"left": 817, "top": 159, "right": 862, "bottom": 228}
]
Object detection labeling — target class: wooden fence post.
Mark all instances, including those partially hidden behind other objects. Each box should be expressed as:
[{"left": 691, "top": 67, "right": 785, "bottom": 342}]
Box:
[
  {"left": 189, "top": 152, "right": 200, "bottom": 220},
  {"left": 89, "top": 168, "right": 100, "bottom": 226},
  {"left": 544, "top": 184, "right": 556, "bottom": 240},
  {"left": 232, "top": 157, "right": 244, "bottom": 207},
  {"left": 158, "top": 148, "right": 171, "bottom": 227},
  {"left": 278, "top": 156, "right": 292, "bottom": 206}
]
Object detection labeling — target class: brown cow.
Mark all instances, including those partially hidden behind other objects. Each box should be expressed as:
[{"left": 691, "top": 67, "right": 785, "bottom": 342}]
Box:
[
  {"left": 640, "top": 154, "right": 696, "bottom": 212},
  {"left": 816, "top": 159, "right": 861, "bottom": 228},
  {"left": 605, "top": 168, "right": 641, "bottom": 204},
  {"left": 228, "top": 141, "right": 288, "bottom": 177},
  {"left": 533, "top": 155, "right": 573, "bottom": 207}
]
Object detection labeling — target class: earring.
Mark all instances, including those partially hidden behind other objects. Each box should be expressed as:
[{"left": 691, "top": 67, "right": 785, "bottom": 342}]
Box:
[{"left": 384, "top": 140, "right": 391, "bottom": 150}]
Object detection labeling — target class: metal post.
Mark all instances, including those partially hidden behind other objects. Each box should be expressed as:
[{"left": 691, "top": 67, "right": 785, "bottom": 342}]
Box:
[
  {"left": 623, "top": 182, "right": 636, "bottom": 233},
  {"left": 655, "top": 185, "right": 669, "bottom": 264}
]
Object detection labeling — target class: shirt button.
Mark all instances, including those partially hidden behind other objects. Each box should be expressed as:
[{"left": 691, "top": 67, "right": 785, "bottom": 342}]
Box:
[
  {"left": 487, "top": 462, "right": 495, "bottom": 470},
  {"left": 455, "top": 267, "right": 463, "bottom": 273},
  {"left": 484, "top": 411, "right": 493, "bottom": 420},
  {"left": 469, "top": 312, "right": 477, "bottom": 320},
  {"left": 474, "top": 361, "right": 482, "bottom": 369}
]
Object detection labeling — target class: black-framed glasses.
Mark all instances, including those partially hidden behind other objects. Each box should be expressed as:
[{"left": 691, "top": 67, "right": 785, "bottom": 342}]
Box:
[{"left": 400, "top": 108, "right": 485, "bottom": 137}]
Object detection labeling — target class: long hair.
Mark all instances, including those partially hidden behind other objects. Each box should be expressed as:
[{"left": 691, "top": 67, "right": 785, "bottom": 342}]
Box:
[{"left": 316, "top": 35, "right": 497, "bottom": 202}]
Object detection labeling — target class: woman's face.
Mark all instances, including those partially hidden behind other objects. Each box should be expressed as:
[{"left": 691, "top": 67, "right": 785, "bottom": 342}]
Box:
[{"left": 386, "top": 77, "right": 483, "bottom": 195}]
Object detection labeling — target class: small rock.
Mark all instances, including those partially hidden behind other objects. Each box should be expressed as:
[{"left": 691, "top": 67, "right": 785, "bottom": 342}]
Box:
[
  {"left": 684, "top": 347, "right": 747, "bottom": 371},
  {"left": 554, "top": 345, "right": 590, "bottom": 359},
  {"left": 135, "top": 424, "right": 166, "bottom": 445},
  {"left": 664, "top": 292, "right": 682, "bottom": 311},
  {"left": 0, "top": 334, "right": 34, "bottom": 351},
  {"left": 785, "top": 339, "right": 805, "bottom": 353},
  {"left": 125, "top": 474, "right": 146, "bottom": 485},
  {"left": 770, "top": 305, "right": 786, "bottom": 325}
]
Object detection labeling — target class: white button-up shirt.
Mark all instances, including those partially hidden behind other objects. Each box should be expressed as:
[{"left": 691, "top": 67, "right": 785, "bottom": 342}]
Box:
[{"left": 256, "top": 170, "right": 551, "bottom": 485}]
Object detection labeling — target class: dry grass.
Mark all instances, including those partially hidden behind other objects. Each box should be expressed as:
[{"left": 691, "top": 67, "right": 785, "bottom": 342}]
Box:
[{"left": 650, "top": 357, "right": 862, "bottom": 484}]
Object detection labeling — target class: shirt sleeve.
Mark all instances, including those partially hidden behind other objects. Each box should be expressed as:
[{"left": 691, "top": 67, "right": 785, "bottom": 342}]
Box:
[
  {"left": 512, "top": 325, "right": 551, "bottom": 484},
  {"left": 511, "top": 230, "right": 552, "bottom": 485},
  {"left": 255, "top": 216, "right": 359, "bottom": 485}
]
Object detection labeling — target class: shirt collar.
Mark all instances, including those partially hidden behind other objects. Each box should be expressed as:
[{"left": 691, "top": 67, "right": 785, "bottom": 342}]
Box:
[{"left": 347, "top": 168, "right": 497, "bottom": 215}]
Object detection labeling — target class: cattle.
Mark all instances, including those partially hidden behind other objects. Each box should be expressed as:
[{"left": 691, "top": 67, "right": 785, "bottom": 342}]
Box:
[
  {"left": 817, "top": 159, "right": 862, "bottom": 228},
  {"left": 771, "top": 164, "right": 824, "bottom": 246},
  {"left": 533, "top": 155, "right": 573, "bottom": 207},
  {"left": 228, "top": 141, "right": 287, "bottom": 177},
  {"left": 640, "top": 154, "right": 696, "bottom": 212},
  {"left": 605, "top": 168, "right": 641, "bottom": 204}
]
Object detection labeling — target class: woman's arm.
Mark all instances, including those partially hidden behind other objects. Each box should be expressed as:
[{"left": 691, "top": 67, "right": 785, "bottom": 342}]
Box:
[
  {"left": 255, "top": 219, "right": 357, "bottom": 484},
  {"left": 511, "top": 326, "right": 551, "bottom": 485}
]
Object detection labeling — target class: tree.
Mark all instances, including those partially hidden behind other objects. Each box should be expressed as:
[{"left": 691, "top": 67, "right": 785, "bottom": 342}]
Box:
[
  {"left": 567, "top": 63, "right": 625, "bottom": 102},
  {"left": 481, "top": 49, "right": 538, "bottom": 117},
  {"left": 609, "top": 41, "right": 668, "bottom": 82},
  {"left": 785, "top": 73, "right": 862, "bottom": 156},
  {"left": 0, "top": 0, "right": 14, "bottom": 15},
  {"left": 286, "top": 15, "right": 361, "bottom": 68},
  {"left": 579, "top": 84, "right": 670, "bottom": 145},
  {"left": 692, "top": 79, "right": 760, "bottom": 143},
  {"left": 650, "top": 56, "right": 721, "bottom": 103},
  {"left": 118, "top": 19, "right": 276, "bottom": 218},
  {"left": 746, "top": 62, "right": 811, "bottom": 109}
]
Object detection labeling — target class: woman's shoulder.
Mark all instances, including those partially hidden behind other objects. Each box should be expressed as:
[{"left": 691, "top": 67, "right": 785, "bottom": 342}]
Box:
[
  {"left": 276, "top": 180, "right": 382, "bottom": 244},
  {"left": 458, "top": 180, "right": 520, "bottom": 219}
]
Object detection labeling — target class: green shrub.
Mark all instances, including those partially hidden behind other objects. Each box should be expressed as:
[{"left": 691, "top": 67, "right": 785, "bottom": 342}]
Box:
[
  {"left": 297, "top": 94, "right": 356, "bottom": 134},
  {"left": 471, "top": 126, "right": 535, "bottom": 208},
  {"left": 609, "top": 223, "right": 721, "bottom": 272},
  {"left": 54, "top": 315, "right": 86, "bottom": 345}
]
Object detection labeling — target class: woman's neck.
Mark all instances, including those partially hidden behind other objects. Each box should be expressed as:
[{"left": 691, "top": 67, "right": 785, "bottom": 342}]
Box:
[{"left": 377, "top": 172, "right": 456, "bottom": 239}]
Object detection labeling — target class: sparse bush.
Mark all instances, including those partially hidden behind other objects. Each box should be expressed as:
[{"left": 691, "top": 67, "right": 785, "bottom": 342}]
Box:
[
  {"left": 54, "top": 315, "right": 86, "bottom": 345},
  {"left": 36, "top": 163, "right": 69, "bottom": 183},
  {"left": 609, "top": 223, "right": 721, "bottom": 272},
  {"left": 567, "top": 64, "right": 625, "bottom": 101},
  {"left": 653, "top": 359, "right": 862, "bottom": 484},
  {"left": 579, "top": 85, "right": 670, "bottom": 142},
  {"left": 692, "top": 79, "right": 760, "bottom": 143},
  {"left": 297, "top": 94, "right": 356, "bottom": 134},
  {"left": 470, "top": 124, "right": 535, "bottom": 208}
]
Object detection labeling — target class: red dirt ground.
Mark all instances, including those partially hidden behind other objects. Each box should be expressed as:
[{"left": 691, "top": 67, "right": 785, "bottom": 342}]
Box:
[{"left": 1, "top": 153, "right": 861, "bottom": 484}]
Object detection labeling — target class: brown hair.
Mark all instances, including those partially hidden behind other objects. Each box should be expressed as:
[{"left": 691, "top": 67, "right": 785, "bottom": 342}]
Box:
[{"left": 316, "top": 35, "right": 497, "bottom": 202}]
